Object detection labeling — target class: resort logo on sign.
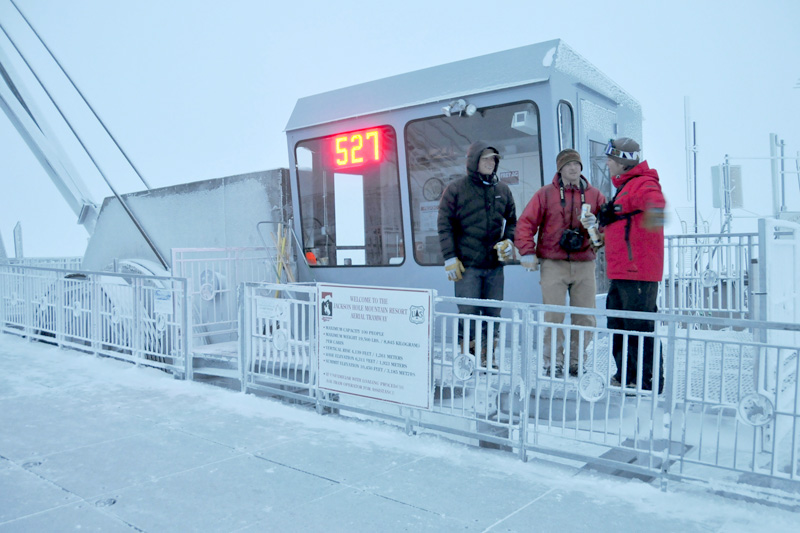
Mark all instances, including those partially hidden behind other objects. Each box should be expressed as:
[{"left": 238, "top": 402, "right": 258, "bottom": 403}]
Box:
[
  {"left": 321, "top": 292, "right": 333, "bottom": 320},
  {"left": 409, "top": 305, "right": 425, "bottom": 324}
]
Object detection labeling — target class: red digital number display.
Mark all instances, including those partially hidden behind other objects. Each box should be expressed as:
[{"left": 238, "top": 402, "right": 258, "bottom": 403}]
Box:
[{"left": 330, "top": 128, "right": 382, "bottom": 169}]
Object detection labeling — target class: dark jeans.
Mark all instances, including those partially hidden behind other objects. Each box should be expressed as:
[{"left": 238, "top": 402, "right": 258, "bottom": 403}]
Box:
[
  {"left": 454, "top": 266, "right": 504, "bottom": 345},
  {"left": 606, "top": 279, "right": 664, "bottom": 392}
]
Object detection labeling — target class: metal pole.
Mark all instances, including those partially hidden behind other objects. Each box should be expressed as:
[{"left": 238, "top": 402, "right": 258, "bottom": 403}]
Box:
[
  {"left": 0, "top": 20, "right": 169, "bottom": 269},
  {"left": 10, "top": 0, "right": 152, "bottom": 190},
  {"left": 770, "top": 134, "right": 780, "bottom": 216},
  {"left": 693, "top": 122, "right": 698, "bottom": 234},
  {"left": 720, "top": 155, "right": 728, "bottom": 233},
  {"left": 780, "top": 139, "right": 786, "bottom": 212}
]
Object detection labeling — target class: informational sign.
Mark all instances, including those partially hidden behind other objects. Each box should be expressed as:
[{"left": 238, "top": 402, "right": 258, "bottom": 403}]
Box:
[
  {"left": 317, "top": 283, "right": 432, "bottom": 409},
  {"left": 498, "top": 170, "right": 519, "bottom": 185},
  {"left": 255, "top": 296, "right": 289, "bottom": 320},
  {"left": 153, "top": 289, "right": 173, "bottom": 315},
  {"left": 420, "top": 201, "right": 439, "bottom": 231}
]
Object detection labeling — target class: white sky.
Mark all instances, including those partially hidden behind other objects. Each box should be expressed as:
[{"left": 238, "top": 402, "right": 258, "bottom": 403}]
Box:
[{"left": 0, "top": 0, "right": 799, "bottom": 257}]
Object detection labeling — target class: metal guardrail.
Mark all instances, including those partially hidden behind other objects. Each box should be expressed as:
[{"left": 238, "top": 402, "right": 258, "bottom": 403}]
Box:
[
  {"left": 660, "top": 232, "right": 757, "bottom": 320},
  {"left": 0, "top": 264, "right": 189, "bottom": 375},
  {"left": 2, "top": 257, "right": 798, "bottom": 503},
  {"left": 1, "top": 257, "right": 84, "bottom": 270},
  {"left": 239, "top": 281, "right": 800, "bottom": 502},
  {"left": 172, "top": 247, "right": 280, "bottom": 348}
]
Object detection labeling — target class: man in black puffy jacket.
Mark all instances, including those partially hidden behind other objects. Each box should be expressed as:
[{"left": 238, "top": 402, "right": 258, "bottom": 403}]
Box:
[{"left": 437, "top": 141, "right": 517, "bottom": 368}]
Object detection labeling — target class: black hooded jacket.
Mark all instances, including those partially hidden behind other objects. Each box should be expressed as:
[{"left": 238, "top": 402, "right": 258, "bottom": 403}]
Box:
[{"left": 437, "top": 141, "right": 517, "bottom": 269}]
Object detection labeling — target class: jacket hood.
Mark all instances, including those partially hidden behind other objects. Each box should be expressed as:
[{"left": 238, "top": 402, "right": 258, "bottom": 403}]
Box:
[
  {"left": 466, "top": 141, "right": 499, "bottom": 180},
  {"left": 612, "top": 160, "right": 659, "bottom": 189}
]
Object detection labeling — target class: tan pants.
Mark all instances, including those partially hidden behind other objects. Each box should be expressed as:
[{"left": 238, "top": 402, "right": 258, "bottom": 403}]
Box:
[{"left": 539, "top": 259, "right": 597, "bottom": 369}]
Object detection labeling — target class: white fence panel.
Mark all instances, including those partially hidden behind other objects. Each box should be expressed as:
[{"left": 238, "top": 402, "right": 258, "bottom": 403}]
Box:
[
  {"left": 0, "top": 264, "right": 189, "bottom": 374},
  {"left": 661, "top": 232, "right": 755, "bottom": 320}
]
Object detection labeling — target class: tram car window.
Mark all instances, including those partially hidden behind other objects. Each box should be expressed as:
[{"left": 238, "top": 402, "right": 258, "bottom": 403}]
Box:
[
  {"left": 295, "top": 126, "right": 404, "bottom": 267},
  {"left": 405, "top": 101, "right": 543, "bottom": 265},
  {"left": 558, "top": 101, "right": 574, "bottom": 150}
]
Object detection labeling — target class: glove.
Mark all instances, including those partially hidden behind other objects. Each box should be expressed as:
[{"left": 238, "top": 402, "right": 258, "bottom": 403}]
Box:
[
  {"left": 643, "top": 208, "right": 665, "bottom": 230},
  {"left": 494, "top": 239, "right": 515, "bottom": 262},
  {"left": 520, "top": 255, "right": 539, "bottom": 272},
  {"left": 444, "top": 257, "right": 465, "bottom": 281},
  {"left": 580, "top": 211, "right": 597, "bottom": 230}
]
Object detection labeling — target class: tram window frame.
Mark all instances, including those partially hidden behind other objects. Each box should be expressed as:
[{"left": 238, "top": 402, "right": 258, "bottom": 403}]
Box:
[
  {"left": 557, "top": 100, "right": 575, "bottom": 150},
  {"left": 294, "top": 125, "right": 405, "bottom": 267},
  {"left": 404, "top": 100, "right": 543, "bottom": 266}
]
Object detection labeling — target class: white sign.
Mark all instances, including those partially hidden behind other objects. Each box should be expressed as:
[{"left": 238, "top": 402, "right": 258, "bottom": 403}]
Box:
[
  {"left": 153, "top": 289, "right": 173, "bottom": 315},
  {"left": 256, "top": 296, "right": 289, "bottom": 320},
  {"left": 420, "top": 201, "right": 439, "bottom": 231},
  {"left": 317, "top": 283, "right": 432, "bottom": 409}
]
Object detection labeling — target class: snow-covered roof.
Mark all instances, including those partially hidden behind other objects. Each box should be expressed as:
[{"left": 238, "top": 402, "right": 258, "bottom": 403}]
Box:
[{"left": 285, "top": 39, "right": 639, "bottom": 132}]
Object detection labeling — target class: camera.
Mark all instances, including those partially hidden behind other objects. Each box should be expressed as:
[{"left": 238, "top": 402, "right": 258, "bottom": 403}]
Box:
[
  {"left": 559, "top": 228, "right": 585, "bottom": 253},
  {"left": 597, "top": 201, "right": 620, "bottom": 227}
]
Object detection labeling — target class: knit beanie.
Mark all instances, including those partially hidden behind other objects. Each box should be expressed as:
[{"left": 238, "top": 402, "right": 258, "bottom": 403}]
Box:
[
  {"left": 606, "top": 137, "right": 641, "bottom": 167},
  {"left": 556, "top": 149, "right": 582, "bottom": 172}
]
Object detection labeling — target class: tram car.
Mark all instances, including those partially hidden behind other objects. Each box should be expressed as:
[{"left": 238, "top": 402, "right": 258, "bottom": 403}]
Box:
[{"left": 284, "top": 39, "right": 642, "bottom": 302}]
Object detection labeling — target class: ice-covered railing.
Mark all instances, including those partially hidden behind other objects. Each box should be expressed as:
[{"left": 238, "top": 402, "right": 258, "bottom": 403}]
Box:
[
  {"left": 1, "top": 257, "right": 84, "bottom": 270},
  {"left": 0, "top": 263, "right": 189, "bottom": 375},
  {"left": 660, "top": 232, "right": 757, "bottom": 320},
  {"left": 238, "top": 282, "right": 800, "bottom": 502}
]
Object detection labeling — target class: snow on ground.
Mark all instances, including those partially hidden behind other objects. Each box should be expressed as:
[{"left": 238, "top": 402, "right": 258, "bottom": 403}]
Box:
[{"left": 1, "top": 333, "right": 798, "bottom": 532}]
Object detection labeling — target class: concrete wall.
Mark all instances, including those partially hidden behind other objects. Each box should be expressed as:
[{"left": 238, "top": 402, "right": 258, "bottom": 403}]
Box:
[{"left": 82, "top": 169, "right": 289, "bottom": 272}]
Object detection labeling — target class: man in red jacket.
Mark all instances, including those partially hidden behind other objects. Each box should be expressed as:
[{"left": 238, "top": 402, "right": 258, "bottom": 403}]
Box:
[
  {"left": 582, "top": 137, "right": 666, "bottom": 392},
  {"left": 515, "top": 149, "right": 605, "bottom": 377}
]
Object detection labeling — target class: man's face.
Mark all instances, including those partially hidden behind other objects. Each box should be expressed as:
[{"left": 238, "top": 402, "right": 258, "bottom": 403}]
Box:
[
  {"left": 560, "top": 161, "right": 581, "bottom": 184},
  {"left": 478, "top": 151, "right": 498, "bottom": 175},
  {"left": 606, "top": 157, "right": 626, "bottom": 177}
]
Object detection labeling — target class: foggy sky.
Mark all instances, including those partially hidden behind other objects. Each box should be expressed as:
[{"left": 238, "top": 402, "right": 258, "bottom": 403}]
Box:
[{"left": 1, "top": 0, "right": 798, "bottom": 257}]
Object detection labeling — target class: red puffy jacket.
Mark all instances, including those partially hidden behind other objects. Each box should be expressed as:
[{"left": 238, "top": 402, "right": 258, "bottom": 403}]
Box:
[
  {"left": 515, "top": 174, "right": 605, "bottom": 261},
  {"left": 603, "top": 161, "right": 666, "bottom": 281}
]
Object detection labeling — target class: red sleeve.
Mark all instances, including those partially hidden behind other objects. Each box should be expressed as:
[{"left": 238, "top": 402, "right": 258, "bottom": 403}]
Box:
[
  {"left": 514, "top": 190, "right": 545, "bottom": 256},
  {"left": 618, "top": 178, "right": 665, "bottom": 213}
]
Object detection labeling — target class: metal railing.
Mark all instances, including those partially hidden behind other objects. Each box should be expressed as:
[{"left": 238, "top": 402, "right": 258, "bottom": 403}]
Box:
[
  {"left": 0, "top": 263, "right": 189, "bottom": 375},
  {"left": 172, "top": 247, "right": 281, "bottom": 349},
  {"left": 660, "top": 232, "right": 757, "bottom": 320},
  {"left": 1, "top": 257, "right": 84, "bottom": 270},
  {"left": 2, "top": 258, "right": 798, "bottom": 503},
  {"left": 239, "top": 281, "right": 800, "bottom": 501}
]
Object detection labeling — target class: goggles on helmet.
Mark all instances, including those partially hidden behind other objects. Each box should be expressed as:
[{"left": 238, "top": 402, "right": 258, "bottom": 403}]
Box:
[{"left": 604, "top": 140, "right": 640, "bottom": 161}]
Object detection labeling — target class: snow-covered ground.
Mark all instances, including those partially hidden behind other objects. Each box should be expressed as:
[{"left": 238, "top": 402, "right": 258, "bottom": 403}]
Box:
[{"left": 1, "top": 333, "right": 798, "bottom": 532}]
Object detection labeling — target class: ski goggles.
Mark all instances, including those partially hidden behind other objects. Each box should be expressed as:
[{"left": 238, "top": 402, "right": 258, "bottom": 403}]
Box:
[{"left": 604, "top": 140, "right": 640, "bottom": 161}]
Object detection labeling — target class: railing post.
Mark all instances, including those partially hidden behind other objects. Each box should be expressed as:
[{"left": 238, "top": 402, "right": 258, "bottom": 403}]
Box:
[
  {"left": 186, "top": 291, "right": 194, "bottom": 382},
  {"left": 24, "top": 268, "right": 33, "bottom": 339},
  {"left": 518, "top": 306, "right": 529, "bottom": 462},
  {"left": 0, "top": 266, "right": 6, "bottom": 331},
  {"left": 55, "top": 273, "right": 64, "bottom": 346},
  {"left": 90, "top": 274, "right": 100, "bottom": 356},
  {"left": 238, "top": 282, "right": 249, "bottom": 392},
  {"left": 132, "top": 278, "right": 142, "bottom": 366},
  {"left": 660, "top": 318, "right": 678, "bottom": 491}
]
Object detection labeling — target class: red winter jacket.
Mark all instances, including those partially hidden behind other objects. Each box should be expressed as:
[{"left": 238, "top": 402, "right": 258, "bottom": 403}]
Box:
[
  {"left": 515, "top": 174, "right": 606, "bottom": 261},
  {"left": 603, "top": 161, "right": 666, "bottom": 281}
]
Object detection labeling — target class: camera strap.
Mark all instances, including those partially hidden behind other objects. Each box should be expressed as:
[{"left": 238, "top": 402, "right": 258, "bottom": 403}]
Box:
[{"left": 558, "top": 178, "right": 585, "bottom": 229}]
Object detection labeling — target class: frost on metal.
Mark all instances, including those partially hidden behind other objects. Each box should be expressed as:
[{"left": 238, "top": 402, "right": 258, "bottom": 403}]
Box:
[
  {"left": 542, "top": 46, "right": 556, "bottom": 67},
  {"left": 551, "top": 41, "right": 643, "bottom": 141}
]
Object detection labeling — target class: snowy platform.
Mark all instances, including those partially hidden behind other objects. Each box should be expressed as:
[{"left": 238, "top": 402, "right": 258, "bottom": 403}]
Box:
[{"left": 2, "top": 334, "right": 799, "bottom": 531}]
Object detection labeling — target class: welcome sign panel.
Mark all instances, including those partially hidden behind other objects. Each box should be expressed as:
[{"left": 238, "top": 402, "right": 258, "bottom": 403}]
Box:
[{"left": 317, "top": 283, "right": 432, "bottom": 409}]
